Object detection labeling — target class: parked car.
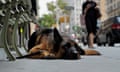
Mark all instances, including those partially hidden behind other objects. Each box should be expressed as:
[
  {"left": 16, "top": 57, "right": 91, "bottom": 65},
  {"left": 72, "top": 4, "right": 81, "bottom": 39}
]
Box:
[{"left": 96, "top": 16, "right": 120, "bottom": 46}]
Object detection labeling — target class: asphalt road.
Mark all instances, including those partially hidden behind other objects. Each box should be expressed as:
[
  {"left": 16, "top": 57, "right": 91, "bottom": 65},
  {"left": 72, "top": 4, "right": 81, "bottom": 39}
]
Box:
[{"left": 0, "top": 45, "right": 120, "bottom": 72}]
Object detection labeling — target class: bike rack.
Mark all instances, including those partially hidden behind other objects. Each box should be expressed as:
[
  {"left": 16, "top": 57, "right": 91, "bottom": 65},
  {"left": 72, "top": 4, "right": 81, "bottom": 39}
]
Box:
[{"left": 0, "top": 0, "right": 33, "bottom": 61}]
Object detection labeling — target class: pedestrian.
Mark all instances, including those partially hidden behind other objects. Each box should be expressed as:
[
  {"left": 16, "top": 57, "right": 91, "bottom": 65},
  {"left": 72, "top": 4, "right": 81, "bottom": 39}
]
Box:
[{"left": 82, "top": 0, "right": 101, "bottom": 48}]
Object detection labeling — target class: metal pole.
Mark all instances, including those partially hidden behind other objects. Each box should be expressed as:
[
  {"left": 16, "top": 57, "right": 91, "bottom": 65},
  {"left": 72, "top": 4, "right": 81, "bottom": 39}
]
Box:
[
  {"left": 22, "top": 22, "right": 28, "bottom": 52},
  {"left": 12, "top": 19, "right": 23, "bottom": 57},
  {"left": 1, "top": 9, "right": 15, "bottom": 61}
]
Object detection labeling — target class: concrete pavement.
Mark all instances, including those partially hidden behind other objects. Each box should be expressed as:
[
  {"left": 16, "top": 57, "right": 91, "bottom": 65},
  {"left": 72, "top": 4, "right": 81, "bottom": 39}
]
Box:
[{"left": 0, "top": 46, "right": 120, "bottom": 72}]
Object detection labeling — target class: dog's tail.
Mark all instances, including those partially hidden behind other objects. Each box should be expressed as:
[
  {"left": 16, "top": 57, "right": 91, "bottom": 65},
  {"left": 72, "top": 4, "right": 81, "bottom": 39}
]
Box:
[
  {"left": 16, "top": 51, "right": 42, "bottom": 59},
  {"left": 84, "top": 49, "right": 101, "bottom": 55}
]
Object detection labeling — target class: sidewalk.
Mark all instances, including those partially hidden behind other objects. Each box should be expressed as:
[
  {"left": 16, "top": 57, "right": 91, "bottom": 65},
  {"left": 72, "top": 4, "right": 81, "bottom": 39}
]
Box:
[{"left": 0, "top": 47, "right": 120, "bottom": 72}]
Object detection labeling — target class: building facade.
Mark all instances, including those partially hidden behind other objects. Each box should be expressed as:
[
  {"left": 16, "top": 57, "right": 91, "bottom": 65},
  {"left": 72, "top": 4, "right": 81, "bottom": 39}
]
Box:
[
  {"left": 63, "top": 0, "right": 84, "bottom": 27},
  {"left": 99, "top": 0, "right": 120, "bottom": 21},
  {"left": 105, "top": 0, "right": 120, "bottom": 18},
  {"left": 99, "top": 0, "right": 108, "bottom": 21}
]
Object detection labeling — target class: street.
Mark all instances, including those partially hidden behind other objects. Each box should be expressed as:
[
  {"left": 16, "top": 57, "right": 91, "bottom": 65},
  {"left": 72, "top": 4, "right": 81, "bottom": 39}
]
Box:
[
  {"left": 0, "top": 44, "right": 120, "bottom": 72},
  {"left": 0, "top": 0, "right": 120, "bottom": 72}
]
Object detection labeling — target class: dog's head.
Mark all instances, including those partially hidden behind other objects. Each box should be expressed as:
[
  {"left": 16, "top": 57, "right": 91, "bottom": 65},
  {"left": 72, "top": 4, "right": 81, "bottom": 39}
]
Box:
[
  {"left": 60, "top": 39, "right": 81, "bottom": 59},
  {"left": 53, "top": 28, "right": 81, "bottom": 59}
]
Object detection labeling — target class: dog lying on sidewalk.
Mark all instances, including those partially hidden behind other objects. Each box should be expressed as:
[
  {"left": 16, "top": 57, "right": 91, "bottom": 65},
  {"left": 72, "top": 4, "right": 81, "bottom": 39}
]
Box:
[{"left": 16, "top": 28, "right": 101, "bottom": 59}]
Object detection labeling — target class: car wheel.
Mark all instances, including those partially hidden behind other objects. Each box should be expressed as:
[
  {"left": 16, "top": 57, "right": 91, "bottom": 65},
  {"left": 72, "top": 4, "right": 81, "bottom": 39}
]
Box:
[
  {"left": 97, "top": 43, "right": 102, "bottom": 46},
  {"left": 83, "top": 42, "right": 87, "bottom": 45},
  {"left": 108, "top": 43, "right": 114, "bottom": 46}
]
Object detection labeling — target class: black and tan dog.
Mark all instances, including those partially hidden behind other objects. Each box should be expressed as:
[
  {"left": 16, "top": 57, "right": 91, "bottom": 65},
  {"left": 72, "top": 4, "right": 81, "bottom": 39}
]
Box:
[{"left": 16, "top": 28, "right": 101, "bottom": 59}]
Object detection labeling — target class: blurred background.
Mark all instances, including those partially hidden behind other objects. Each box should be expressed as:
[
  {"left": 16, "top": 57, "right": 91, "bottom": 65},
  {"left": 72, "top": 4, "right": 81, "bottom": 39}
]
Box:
[{"left": 0, "top": 0, "right": 120, "bottom": 61}]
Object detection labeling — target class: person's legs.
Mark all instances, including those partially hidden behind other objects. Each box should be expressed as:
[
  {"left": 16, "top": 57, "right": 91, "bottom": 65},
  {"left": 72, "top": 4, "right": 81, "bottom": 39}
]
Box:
[
  {"left": 85, "top": 15, "right": 96, "bottom": 48},
  {"left": 88, "top": 32, "right": 94, "bottom": 48}
]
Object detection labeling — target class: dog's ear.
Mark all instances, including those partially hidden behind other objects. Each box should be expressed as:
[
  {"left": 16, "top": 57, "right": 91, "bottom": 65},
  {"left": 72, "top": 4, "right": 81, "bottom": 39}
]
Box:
[
  {"left": 53, "top": 28, "right": 63, "bottom": 52},
  {"left": 53, "top": 28, "right": 63, "bottom": 43}
]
